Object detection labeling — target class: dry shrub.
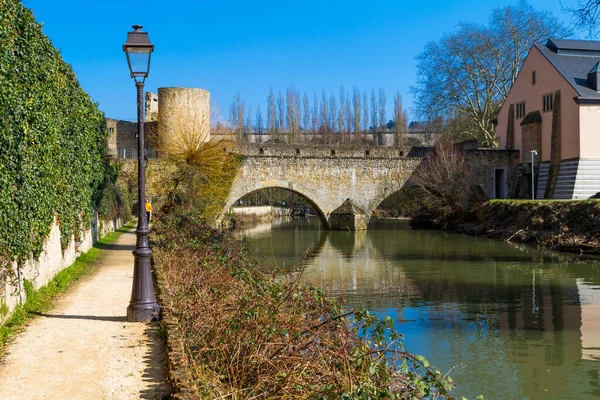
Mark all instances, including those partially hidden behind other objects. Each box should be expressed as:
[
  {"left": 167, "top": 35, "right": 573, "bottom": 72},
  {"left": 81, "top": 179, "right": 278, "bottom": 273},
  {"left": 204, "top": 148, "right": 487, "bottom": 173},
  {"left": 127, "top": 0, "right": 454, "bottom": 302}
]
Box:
[
  {"left": 150, "top": 99, "right": 241, "bottom": 218},
  {"left": 410, "top": 142, "right": 476, "bottom": 228},
  {"left": 153, "top": 213, "right": 454, "bottom": 399}
]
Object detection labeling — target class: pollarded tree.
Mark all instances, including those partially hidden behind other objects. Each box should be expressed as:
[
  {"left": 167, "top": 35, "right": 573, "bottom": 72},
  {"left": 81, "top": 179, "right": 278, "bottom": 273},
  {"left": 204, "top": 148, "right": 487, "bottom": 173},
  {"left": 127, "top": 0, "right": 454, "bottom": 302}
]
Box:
[{"left": 412, "top": 1, "right": 568, "bottom": 147}]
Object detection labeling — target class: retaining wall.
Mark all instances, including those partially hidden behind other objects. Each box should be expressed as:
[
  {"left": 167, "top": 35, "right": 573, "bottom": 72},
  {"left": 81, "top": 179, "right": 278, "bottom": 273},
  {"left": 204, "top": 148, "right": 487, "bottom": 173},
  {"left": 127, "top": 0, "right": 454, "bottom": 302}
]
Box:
[{"left": 1, "top": 214, "right": 124, "bottom": 324}]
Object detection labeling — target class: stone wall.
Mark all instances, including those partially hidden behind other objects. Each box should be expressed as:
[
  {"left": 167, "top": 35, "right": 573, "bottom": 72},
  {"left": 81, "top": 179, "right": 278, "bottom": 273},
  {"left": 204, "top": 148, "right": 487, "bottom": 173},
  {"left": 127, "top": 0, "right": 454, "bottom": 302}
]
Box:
[
  {"left": 230, "top": 206, "right": 289, "bottom": 216},
  {"left": 1, "top": 214, "right": 124, "bottom": 324},
  {"left": 233, "top": 143, "right": 410, "bottom": 158},
  {"left": 465, "top": 149, "right": 520, "bottom": 199},
  {"left": 145, "top": 92, "right": 159, "bottom": 122},
  {"left": 225, "top": 145, "right": 422, "bottom": 229}
]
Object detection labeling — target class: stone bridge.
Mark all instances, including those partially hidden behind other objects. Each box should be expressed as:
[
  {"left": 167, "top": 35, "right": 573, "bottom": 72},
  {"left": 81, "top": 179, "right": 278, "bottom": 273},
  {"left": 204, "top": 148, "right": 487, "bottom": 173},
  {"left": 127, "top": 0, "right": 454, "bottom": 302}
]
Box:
[{"left": 225, "top": 144, "right": 424, "bottom": 229}]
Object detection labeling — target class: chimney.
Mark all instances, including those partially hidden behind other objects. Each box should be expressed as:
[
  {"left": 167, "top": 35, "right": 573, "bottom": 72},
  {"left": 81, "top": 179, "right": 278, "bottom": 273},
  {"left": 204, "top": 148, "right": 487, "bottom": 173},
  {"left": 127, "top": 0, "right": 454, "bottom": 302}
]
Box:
[{"left": 588, "top": 61, "right": 600, "bottom": 92}]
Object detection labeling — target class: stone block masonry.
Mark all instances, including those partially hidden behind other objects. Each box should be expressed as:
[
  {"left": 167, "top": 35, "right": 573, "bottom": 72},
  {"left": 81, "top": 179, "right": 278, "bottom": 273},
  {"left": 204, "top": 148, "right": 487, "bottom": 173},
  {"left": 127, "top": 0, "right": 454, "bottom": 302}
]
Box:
[
  {"left": 225, "top": 144, "right": 421, "bottom": 230},
  {"left": 0, "top": 214, "right": 124, "bottom": 325}
]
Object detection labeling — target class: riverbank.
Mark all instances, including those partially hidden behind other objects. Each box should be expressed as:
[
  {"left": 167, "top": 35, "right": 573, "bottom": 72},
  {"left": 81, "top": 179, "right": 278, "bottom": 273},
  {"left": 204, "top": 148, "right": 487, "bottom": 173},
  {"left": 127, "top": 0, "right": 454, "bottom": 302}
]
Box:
[
  {"left": 452, "top": 200, "right": 600, "bottom": 255},
  {"left": 152, "top": 211, "right": 453, "bottom": 398}
]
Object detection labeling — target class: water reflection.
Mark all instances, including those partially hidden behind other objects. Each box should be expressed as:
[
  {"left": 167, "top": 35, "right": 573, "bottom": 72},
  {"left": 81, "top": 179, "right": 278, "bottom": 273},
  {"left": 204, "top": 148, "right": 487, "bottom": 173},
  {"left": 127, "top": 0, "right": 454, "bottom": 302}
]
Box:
[{"left": 242, "top": 217, "right": 600, "bottom": 399}]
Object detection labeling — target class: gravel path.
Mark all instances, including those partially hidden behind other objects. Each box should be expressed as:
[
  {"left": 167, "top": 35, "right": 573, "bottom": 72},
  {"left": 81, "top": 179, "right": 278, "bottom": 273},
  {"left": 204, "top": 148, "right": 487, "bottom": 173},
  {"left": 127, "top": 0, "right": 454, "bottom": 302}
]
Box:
[{"left": 0, "top": 228, "right": 170, "bottom": 399}]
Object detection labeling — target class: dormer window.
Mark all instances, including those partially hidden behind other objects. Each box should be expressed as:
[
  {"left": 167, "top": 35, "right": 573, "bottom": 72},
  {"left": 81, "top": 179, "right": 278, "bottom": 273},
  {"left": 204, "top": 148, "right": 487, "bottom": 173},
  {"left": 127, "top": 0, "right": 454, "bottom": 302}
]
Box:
[{"left": 532, "top": 71, "right": 536, "bottom": 85}]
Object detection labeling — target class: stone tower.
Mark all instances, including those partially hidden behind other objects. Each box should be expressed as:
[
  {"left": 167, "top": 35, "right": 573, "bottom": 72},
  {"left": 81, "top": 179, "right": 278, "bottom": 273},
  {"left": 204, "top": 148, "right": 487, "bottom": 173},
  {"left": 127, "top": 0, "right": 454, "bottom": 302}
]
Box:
[{"left": 157, "top": 87, "right": 211, "bottom": 142}]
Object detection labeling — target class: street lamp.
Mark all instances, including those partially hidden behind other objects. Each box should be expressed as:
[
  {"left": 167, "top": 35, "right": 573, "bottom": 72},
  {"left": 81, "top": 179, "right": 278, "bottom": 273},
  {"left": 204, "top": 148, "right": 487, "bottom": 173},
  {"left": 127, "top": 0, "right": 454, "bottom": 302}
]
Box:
[
  {"left": 531, "top": 150, "right": 538, "bottom": 200},
  {"left": 123, "top": 25, "right": 160, "bottom": 322}
]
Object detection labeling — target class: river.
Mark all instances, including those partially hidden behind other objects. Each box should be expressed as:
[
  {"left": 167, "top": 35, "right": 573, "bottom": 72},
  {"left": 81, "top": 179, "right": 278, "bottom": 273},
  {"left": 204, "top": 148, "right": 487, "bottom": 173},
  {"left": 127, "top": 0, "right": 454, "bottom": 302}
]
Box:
[{"left": 241, "top": 217, "right": 600, "bottom": 399}]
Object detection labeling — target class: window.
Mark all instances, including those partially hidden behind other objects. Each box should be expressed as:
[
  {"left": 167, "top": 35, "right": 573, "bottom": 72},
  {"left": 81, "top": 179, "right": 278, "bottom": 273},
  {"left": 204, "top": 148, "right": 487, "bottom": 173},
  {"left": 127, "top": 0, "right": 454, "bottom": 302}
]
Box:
[
  {"left": 331, "top": 149, "right": 336, "bottom": 156},
  {"left": 108, "top": 127, "right": 114, "bottom": 133},
  {"left": 532, "top": 71, "right": 536, "bottom": 85},
  {"left": 543, "top": 93, "right": 554, "bottom": 112},
  {"left": 516, "top": 101, "right": 526, "bottom": 119}
]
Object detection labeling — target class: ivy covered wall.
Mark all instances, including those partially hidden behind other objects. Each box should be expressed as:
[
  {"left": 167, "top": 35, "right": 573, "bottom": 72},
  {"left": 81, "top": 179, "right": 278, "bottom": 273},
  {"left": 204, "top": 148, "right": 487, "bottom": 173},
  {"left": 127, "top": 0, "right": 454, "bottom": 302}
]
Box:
[{"left": 0, "top": 0, "right": 111, "bottom": 264}]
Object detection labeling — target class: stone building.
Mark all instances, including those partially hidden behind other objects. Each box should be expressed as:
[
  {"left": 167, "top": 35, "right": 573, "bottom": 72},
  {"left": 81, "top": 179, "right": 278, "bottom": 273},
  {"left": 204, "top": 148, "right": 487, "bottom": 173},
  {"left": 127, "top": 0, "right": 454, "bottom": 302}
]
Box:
[
  {"left": 106, "top": 87, "right": 210, "bottom": 159},
  {"left": 496, "top": 39, "right": 600, "bottom": 199}
]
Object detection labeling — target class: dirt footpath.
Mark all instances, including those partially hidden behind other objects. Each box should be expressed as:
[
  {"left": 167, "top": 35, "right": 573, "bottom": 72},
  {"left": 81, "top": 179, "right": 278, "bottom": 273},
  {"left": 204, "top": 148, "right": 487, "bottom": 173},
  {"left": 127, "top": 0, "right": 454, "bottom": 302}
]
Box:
[{"left": 0, "top": 228, "right": 170, "bottom": 399}]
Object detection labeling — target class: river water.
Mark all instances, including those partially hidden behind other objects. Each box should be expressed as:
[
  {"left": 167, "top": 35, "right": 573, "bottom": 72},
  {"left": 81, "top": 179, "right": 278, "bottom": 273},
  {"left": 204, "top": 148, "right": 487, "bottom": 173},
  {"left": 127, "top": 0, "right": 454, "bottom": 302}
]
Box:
[{"left": 242, "top": 217, "right": 600, "bottom": 399}]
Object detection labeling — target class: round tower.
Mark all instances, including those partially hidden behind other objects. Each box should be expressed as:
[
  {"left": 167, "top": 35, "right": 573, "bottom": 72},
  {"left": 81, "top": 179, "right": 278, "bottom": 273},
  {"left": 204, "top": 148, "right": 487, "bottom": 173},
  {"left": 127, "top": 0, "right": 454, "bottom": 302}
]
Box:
[{"left": 158, "top": 87, "right": 211, "bottom": 143}]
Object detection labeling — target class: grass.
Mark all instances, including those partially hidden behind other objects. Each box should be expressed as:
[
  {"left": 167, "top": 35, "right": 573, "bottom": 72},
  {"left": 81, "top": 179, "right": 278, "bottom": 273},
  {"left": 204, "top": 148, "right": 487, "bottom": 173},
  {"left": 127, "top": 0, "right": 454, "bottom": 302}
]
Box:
[
  {"left": 0, "top": 221, "right": 135, "bottom": 351},
  {"left": 489, "top": 198, "right": 600, "bottom": 203}
]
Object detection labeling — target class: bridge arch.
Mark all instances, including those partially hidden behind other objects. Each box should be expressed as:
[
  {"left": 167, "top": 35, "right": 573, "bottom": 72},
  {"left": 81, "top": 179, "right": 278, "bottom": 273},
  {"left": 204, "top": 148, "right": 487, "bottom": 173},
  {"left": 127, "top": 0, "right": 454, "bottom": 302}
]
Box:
[
  {"left": 367, "top": 187, "right": 416, "bottom": 220},
  {"left": 224, "top": 147, "right": 423, "bottom": 230},
  {"left": 225, "top": 183, "right": 331, "bottom": 229}
]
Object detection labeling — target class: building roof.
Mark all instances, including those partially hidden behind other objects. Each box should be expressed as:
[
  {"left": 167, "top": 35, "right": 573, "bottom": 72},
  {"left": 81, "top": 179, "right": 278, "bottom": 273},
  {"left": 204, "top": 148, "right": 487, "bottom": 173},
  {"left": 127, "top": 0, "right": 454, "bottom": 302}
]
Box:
[{"left": 535, "top": 39, "right": 600, "bottom": 102}]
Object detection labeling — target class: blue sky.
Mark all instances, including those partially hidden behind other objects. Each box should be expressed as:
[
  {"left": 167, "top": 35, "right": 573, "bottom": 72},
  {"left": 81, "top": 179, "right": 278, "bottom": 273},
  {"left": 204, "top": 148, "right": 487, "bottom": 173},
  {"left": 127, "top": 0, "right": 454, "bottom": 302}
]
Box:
[{"left": 24, "top": 0, "right": 582, "bottom": 123}]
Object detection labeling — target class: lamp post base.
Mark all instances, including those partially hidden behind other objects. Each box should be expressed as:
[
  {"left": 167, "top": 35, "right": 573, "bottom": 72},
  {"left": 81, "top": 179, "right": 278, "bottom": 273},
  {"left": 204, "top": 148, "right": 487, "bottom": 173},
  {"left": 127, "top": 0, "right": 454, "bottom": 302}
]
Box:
[
  {"left": 127, "top": 301, "right": 160, "bottom": 322},
  {"left": 127, "top": 230, "right": 160, "bottom": 322}
]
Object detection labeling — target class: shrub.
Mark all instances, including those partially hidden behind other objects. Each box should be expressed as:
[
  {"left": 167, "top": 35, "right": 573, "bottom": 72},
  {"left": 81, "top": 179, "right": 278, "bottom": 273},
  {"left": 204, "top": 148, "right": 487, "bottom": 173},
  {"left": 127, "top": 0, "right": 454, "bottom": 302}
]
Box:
[
  {"left": 153, "top": 212, "right": 454, "bottom": 398},
  {"left": 410, "top": 142, "right": 478, "bottom": 228}
]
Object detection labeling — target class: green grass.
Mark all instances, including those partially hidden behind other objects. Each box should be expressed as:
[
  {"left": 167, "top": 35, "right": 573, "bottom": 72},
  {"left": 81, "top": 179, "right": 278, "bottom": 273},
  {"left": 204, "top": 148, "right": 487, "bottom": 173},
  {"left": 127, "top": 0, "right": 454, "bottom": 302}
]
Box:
[
  {"left": 0, "top": 221, "right": 135, "bottom": 350},
  {"left": 488, "top": 199, "right": 600, "bottom": 203}
]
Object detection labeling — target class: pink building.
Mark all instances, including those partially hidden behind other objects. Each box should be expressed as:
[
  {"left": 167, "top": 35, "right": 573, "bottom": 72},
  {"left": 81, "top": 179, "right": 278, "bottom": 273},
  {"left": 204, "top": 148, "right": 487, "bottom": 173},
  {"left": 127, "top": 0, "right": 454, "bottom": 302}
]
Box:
[{"left": 496, "top": 39, "right": 600, "bottom": 199}]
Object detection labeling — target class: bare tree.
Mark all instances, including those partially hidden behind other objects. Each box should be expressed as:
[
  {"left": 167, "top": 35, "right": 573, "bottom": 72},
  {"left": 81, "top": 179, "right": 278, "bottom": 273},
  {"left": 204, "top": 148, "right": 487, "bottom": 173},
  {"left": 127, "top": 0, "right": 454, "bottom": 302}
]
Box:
[
  {"left": 312, "top": 92, "right": 319, "bottom": 133},
  {"left": 286, "top": 85, "right": 301, "bottom": 139},
  {"left": 267, "top": 87, "right": 276, "bottom": 135},
  {"left": 393, "top": 91, "right": 407, "bottom": 146},
  {"left": 412, "top": 1, "right": 568, "bottom": 147},
  {"left": 329, "top": 94, "right": 337, "bottom": 135},
  {"left": 338, "top": 86, "right": 346, "bottom": 135},
  {"left": 411, "top": 142, "right": 475, "bottom": 228},
  {"left": 229, "top": 101, "right": 238, "bottom": 132},
  {"left": 245, "top": 105, "right": 253, "bottom": 137},
  {"left": 362, "top": 90, "right": 369, "bottom": 133},
  {"left": 231, "top": 91, "right": 245, "bottom": 141},
  {"left": 378, "top": 88, "right": 386, "bottom": 134},
  {"left": 277, "top": 90, "right": 285, "bottom": 135},
  {"left": 345, "top": 96, "right": 353, "bottom": 140},
  {"left": 353, "top": 86, "right": 361, "bottom": 136},
  {"left": 321, "top": 90, "right": 329, "bottom": 132},
  {"left": 256, "top": 105, "right": 263, "bottom": 137},
  {"left": 370, "top": 89, "right": 378, "bottom": 144},
  {"left": 303, "top": 92, "right": 310, "bottom": 134}
]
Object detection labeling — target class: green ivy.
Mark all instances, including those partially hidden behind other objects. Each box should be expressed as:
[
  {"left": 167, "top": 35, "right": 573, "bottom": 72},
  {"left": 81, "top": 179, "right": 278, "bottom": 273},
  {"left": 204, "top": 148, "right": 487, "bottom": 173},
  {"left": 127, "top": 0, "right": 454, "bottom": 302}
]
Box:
[{"left": 0, "top": 1, "right": 114, "bottom": 264}]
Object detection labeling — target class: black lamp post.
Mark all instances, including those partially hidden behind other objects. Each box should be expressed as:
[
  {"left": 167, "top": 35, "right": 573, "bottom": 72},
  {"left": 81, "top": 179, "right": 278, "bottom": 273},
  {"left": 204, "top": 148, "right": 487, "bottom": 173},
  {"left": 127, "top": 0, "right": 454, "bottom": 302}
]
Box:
[{"left": 123, "top": 25, "right": 160, "bottom": 322}]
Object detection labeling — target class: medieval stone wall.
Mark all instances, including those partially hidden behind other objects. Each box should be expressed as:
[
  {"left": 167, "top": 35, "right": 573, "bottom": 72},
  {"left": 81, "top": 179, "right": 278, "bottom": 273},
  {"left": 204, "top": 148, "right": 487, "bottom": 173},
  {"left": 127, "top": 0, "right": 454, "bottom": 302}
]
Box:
[{"left": 226, "top": 145, "right": 422, "bottom": 229}]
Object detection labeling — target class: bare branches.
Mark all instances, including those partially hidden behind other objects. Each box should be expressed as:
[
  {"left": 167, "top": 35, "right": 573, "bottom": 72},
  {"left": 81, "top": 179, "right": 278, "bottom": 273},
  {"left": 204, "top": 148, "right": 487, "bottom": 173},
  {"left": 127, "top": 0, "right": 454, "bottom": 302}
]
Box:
[
  {"left": 565, "top": 0, "right": 600, "bottom": 37},
  {"left": 410, "top": 143, "right": 475, "bottom": 227},
  {"left": 413, "top": 1, "right": 568, "bottom": 147}
]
